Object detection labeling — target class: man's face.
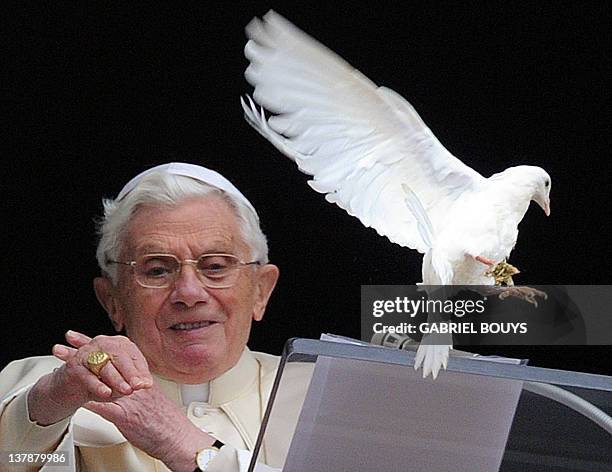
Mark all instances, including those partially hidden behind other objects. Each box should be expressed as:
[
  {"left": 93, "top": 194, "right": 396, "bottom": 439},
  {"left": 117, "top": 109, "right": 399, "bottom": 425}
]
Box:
[{"left": 96, "top": 196, "right": 278, "bottom": 383}]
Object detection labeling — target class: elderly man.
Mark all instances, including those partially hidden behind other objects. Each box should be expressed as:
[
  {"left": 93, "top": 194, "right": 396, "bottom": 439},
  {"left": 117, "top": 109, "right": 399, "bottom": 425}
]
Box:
[{"left": 0, "top": 163, "right": 310, "bottom": 471}]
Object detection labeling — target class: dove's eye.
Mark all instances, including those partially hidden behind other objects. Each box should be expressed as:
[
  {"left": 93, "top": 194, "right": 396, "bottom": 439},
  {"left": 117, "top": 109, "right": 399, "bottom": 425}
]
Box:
[{"left": 544, "top": 180, "right": 550, "bottom": 187}]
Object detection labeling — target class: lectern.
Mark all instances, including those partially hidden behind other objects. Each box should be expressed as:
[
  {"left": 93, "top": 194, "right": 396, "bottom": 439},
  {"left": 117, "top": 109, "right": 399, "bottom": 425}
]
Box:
[{"left": 249, "top": 338, "right": 612, "bottom": 471}]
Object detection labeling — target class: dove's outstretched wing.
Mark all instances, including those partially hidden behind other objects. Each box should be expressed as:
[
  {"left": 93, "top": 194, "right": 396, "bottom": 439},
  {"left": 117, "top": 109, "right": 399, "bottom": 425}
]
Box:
[{"left": 243, "top": 10, "right": 485, "bottom": 253}]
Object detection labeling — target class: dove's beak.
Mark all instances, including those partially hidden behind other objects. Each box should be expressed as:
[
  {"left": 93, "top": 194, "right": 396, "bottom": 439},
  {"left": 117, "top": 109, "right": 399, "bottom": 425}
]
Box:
[
  {"left": 535, "top": 195, "right": 550, "bottom": 216},
  {"left": 541, "top": 198, "right": 551, "bottom": 216}
]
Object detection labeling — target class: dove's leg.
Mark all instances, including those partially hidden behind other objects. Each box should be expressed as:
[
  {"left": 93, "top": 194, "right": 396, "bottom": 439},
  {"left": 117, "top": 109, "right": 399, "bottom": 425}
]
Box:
[{"left": 474, "top": 255, "right": 495, "bottom": 266}]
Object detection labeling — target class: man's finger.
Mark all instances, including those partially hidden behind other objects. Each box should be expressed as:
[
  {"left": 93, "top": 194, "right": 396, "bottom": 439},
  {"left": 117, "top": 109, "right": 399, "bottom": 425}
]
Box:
[
  {"left": 65, "top": 330, "right": 93, "bottom": 348},
  {"left": 52, "top": 344, "right": 77, "bottom": 361},
  {"left": 129, "top": 352, "right": 153, "bottom": 389},
  {"left": 98, "top": 361, "right": 134, "bottom": 396},
  {"left": 76, "top": 369, "right": 113, "bottom": 399},
  {"left": 84, "top": 400, "right": 122, "bottom": 422},
  {"left": 111, "top": 351, "right": 153, "bottom": 390}
]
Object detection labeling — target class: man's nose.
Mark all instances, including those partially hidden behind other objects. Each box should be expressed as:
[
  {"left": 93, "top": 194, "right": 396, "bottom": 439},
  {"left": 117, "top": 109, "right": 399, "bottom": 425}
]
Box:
[{"left": 169, "top": 263, "right": 210, "bottom": 307}]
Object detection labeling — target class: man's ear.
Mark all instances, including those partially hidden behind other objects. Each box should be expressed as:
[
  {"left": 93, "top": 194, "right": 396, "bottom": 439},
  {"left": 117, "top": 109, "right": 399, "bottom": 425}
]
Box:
[
  {"left": 252, "top": 264, "right": 280, "bottom": 322},
  {"left": 94, "top": 277, "right": 124, "bottom": 332}
]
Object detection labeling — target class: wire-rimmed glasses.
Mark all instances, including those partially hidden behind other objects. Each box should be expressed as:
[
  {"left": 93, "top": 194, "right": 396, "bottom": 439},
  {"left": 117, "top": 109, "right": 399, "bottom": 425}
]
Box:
[{"left": 106, "top": 253, "right": 261, "bottom": 289}]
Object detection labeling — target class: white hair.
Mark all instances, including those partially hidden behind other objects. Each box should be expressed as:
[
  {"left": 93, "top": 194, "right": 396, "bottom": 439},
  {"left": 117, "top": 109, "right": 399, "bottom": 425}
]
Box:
[{"left": 96, "top": 172, "right": 269, "bottom": 283}]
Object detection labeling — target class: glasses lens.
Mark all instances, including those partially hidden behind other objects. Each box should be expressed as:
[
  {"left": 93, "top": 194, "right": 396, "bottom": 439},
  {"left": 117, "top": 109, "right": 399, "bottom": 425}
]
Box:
[
  {"left": 136, "top": 255, "right": 179, "bottom": 287},
  {"left": 197, "top": 254, "right": 240, "bottom": 287}
]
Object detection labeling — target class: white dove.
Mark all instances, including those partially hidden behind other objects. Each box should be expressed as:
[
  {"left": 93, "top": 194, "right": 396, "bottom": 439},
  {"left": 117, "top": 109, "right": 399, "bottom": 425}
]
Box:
[{"left": 241, "top": 11, "right": 551, "bottom": 378}]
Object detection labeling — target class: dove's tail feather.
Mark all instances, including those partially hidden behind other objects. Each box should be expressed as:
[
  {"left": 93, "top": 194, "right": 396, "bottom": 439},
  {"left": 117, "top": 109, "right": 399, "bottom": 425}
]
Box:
[
  {"left": 401, "top": 184, "right": 435, "bottom": 249},
  {"left": 414, "top": 343, "right": 451, "bottom": 379},
  {"left": 241, "top": 95, "right": 309, "bottom": 167}
]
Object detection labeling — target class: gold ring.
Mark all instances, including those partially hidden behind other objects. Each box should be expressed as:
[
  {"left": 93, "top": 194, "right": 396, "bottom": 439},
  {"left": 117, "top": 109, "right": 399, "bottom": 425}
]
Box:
[{"left": 87, "top": 351, "right": 112, "bottom": 377}]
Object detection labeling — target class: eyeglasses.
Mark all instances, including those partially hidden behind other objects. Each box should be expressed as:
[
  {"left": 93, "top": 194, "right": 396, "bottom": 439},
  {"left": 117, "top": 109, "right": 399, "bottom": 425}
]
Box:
[{"left": 106, "top": 253, "right": 261, "bottom": 289}]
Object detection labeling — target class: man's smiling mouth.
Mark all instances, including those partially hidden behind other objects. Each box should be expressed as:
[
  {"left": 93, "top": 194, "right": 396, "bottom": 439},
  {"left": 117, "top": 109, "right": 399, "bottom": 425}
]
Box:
[{"left": 170, "top": 321, "right": 217, "bottom": 331}]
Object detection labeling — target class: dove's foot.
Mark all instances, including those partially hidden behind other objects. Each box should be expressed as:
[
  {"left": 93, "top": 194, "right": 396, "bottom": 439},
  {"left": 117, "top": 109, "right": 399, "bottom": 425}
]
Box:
[
  {"left": 414, "top": 344, "right": 451, "bottom": 379},
  {"left": 484, "top": 260, "right": 520, "bottom": 286},
  {"left": 485, "top": 285, "right": 548, "bottom": 307},
  {"left": 473, "top": 256, "right": 520, "bottom": 285}
]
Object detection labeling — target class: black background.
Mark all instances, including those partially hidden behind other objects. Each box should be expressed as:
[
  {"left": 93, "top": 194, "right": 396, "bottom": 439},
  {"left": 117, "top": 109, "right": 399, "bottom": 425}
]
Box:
[{"left": 4, "top": 2, "right": 611, "bottom": 374}]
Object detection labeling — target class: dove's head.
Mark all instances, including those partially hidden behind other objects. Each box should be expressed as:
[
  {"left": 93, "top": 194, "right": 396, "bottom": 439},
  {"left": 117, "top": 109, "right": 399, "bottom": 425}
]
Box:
[
  {"left": 529, "top": 166, "right": 551, "bottom": 216},
  {"left": 504, "top": 165, "right": 551, "bottom": 216}
]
